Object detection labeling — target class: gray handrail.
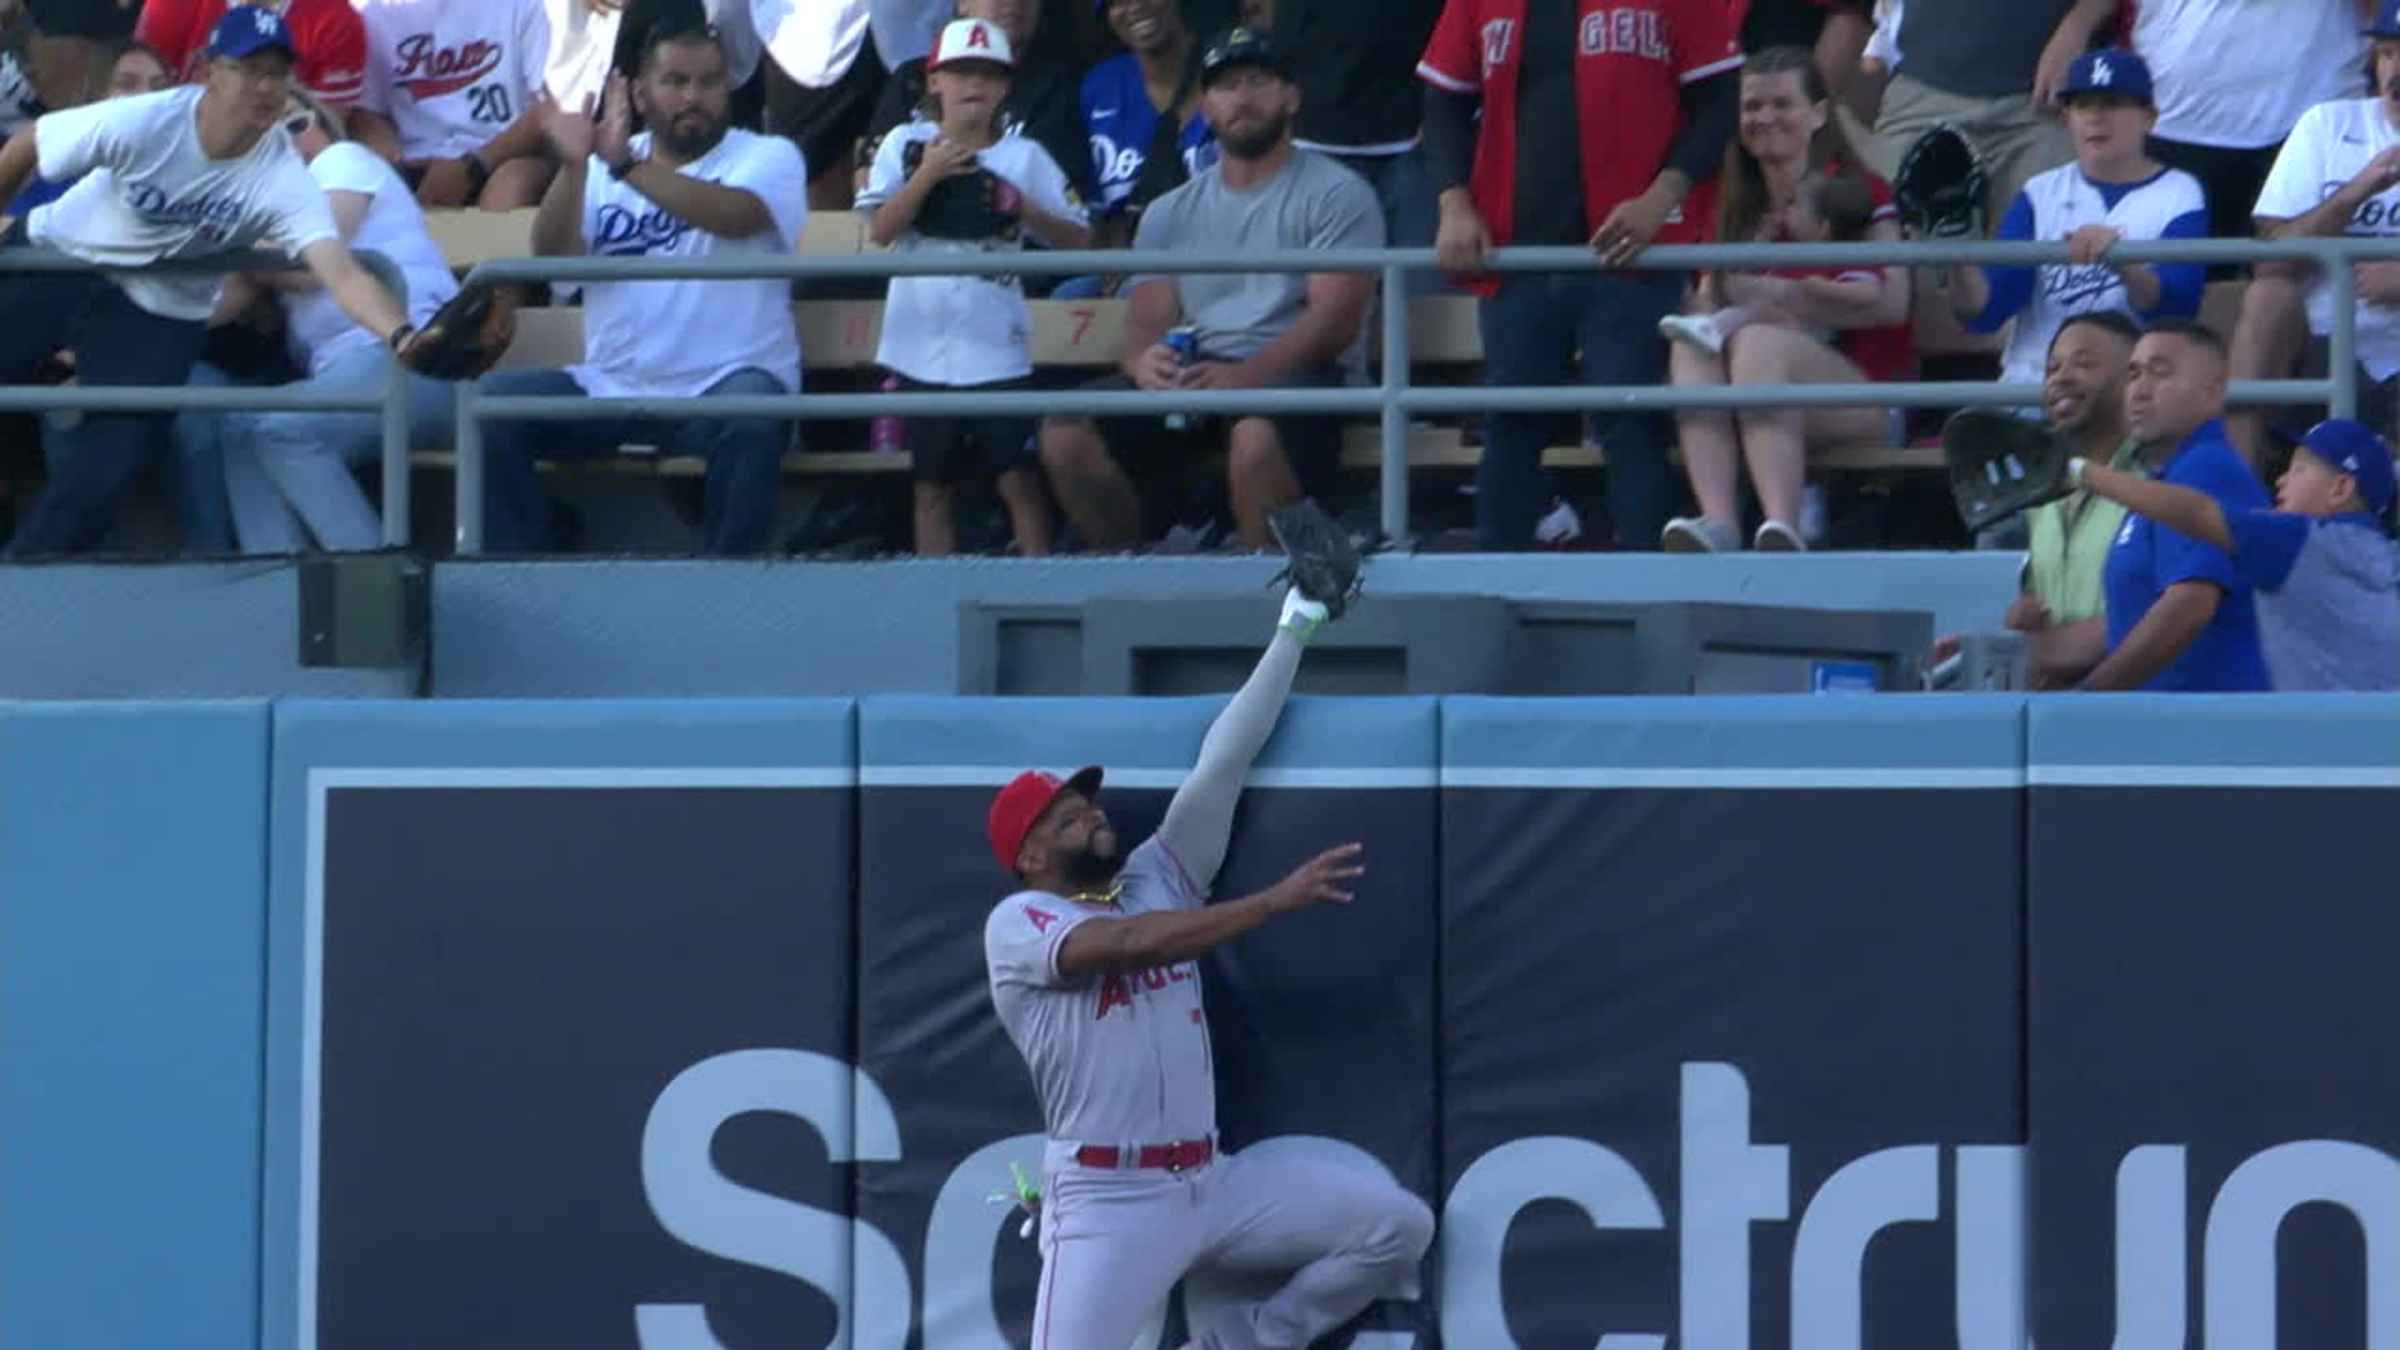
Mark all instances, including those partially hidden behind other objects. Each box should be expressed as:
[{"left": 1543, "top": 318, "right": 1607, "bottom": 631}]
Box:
[{"left": 5, "top": 234, "right": 2392, "bottom": 555}]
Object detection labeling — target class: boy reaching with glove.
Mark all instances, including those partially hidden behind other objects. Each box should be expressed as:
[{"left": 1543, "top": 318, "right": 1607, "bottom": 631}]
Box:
[
  {"left": 860, "top": 18, "right": 1090, "bottom": 557},
  {"left": 2070, "top": 418, "right": 2400, "bottom": 691}
]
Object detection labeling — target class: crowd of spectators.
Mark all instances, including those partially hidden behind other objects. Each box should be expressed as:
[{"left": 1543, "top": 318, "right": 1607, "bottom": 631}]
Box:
[{"left": 0, "top": 0, "right": 2391, "bottom": 687}]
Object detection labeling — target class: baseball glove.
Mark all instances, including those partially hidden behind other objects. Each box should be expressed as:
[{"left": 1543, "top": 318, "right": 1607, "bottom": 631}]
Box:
[
  {"left": 1943, "top": 409, "right": 2077, "bottom": 534},
  {"left": 1892, "top": 124, "right": 1988, "bottom": 241},
  {"left": 399, "top": 281, "right": 517, "bottom": 381},
  {"left": 904, "top": 140, "right": 1022, "bottom": 241},
  {"left": 1267, "top": 498, "right": 1364, "bottom": 620}
]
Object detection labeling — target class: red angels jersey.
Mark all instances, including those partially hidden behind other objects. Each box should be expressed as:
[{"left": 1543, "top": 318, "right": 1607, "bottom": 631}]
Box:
[
  {"left": 1416, "top": 0, "right": 1740, "bottom": 250},
  {"left": 136, "top": 0, "right": 367, "bottom": 109}
]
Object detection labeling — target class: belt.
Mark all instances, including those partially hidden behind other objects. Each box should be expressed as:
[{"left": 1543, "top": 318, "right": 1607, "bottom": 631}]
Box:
[{"left": 1073, "top": 1137, "right": 1215, "bottom": 1172}]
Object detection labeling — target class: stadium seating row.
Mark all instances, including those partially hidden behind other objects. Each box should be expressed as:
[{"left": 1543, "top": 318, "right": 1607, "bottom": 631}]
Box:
[{"left": 410, "top": 210, "right": 2236, "bottom": 487}]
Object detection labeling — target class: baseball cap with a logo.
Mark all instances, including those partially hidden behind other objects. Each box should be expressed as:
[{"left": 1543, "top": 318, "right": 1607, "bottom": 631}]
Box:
[
  {"left": 1201, "top": 26, "right": 1287, "bottom": 84},
  {"left": 207, "top": 5, "right": 298, "bottom": 62},
  {"left": 2366, "top": 0, "right": 2400, "bottom": 39},
  {"left": 931, "top": 18, "right": 1014, "bottom": 72},
  {"left": 2057, "top": 47, "right": 2153, "bottom": 105},
  {"left": 987, "top": 766, "right": 1103, "bottom": 873},
  {"left": 2298, "top": 418, "right": 2398, "bottom": 516}
]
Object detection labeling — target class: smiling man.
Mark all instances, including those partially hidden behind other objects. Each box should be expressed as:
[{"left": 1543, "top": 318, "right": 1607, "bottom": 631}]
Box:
[{"left": 0, "top": 4, "right": 421, "bottom": 555}]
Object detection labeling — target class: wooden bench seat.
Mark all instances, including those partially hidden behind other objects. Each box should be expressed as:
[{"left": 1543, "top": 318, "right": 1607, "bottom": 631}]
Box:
[{"left": 438, "top": 291, "right": 1936, "bottom": 481}]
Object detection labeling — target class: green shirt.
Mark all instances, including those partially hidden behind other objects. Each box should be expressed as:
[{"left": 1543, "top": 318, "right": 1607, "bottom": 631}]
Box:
[{"left": 2024, "top": 439, "right": 2147, "bottom": 624}]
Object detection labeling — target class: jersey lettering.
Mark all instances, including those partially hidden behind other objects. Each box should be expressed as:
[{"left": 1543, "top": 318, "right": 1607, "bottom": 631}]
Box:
[
  {"left": 1479, "top": 18, "right": 1516, "bottom": 73},
  {"left": 593, "top": 201, "right": 693, "bottom": 256},
  {"left": 1579, "top": 9, "right": 1668, "bottom": 60},
  {"left": 393, "top": 33, "right": 504, "bottom": 100},
  {"left": 1094, "top": 961, "right": 1195, "bottom": 1018}
]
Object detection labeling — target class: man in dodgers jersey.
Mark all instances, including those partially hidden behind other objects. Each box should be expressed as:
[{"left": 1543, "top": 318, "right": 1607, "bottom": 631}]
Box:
[
  {"left": 2232, "top": 0, "right": 2400, "bottom": 463},
  {"left": 475, "top": 20, "right": 804, "bottom": 554},
  {"left": 982, "top": 589, "right": 1434, "bottom": 1350},
  {"left": 0, "top": 5, "right": 426, "bottom": 555},
  {"left": 1935, "top": 49, "right": 2207, "bottom": 394},
  {"left": 352, "top": 0, "right": 552, "bottom": 208}
]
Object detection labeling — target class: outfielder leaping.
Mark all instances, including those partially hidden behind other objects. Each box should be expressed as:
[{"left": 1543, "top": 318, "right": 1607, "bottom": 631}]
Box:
[{"left": 982, "top": 585, "right": 1434, "bottom": 1350}]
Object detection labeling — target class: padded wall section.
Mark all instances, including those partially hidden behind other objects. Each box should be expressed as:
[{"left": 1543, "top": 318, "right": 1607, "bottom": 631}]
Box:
[{"left": 261, "top": 700, "right": 858, "bottom": 1350}]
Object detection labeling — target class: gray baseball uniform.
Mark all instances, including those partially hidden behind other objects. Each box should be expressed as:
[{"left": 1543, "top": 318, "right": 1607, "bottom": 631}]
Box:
[{"left": 982, "top": 628, "right": 1434, "bottom": 1350}]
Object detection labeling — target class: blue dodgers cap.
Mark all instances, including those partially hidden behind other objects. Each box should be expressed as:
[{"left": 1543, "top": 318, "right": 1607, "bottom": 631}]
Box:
[
  {"left": 2367, "top": 0, "right": 2400, "bottom": 39},
  {"left": 2058, "top": 48, "right": 2153, "bottom": 104},
  {"left": 2297, "top": 418, "right": 2397, "bottom": 515},
  {"left": 207, "top": 5, "right": 298, "bottom": 61}
]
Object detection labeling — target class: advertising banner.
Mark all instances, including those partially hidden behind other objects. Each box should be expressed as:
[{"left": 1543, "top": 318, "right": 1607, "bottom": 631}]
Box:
[
  {"left": 267, "top": 701, "right": 859, "bottom": 1350},
  {"left": 2026, "top": 696, "right": 2400, "bottom": 1349},
  {"left": 1438, "top": 698, "right": 2029, "bottom": 1350}
]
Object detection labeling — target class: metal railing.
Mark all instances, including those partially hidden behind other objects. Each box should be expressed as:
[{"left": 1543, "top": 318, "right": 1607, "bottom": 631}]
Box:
[
  {"left": 0, "top": 247, "right": 418, "bottom": 548},
  {"left": 3, "top": 235, "right": 2391, "bottom": 553}
]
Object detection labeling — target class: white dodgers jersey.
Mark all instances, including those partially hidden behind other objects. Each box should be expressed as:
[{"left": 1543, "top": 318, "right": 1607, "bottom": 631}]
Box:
[
  {"left": 2255, "top": 97, "right": 2400, "bottom": 380},
  {"left": 1999, "top": 162, "right": 2208, "bottom": 388}
]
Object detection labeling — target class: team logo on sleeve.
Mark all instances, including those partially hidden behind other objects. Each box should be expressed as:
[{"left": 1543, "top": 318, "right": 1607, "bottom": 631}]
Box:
[
  {"left": 1024, "top": 906, "right": 1057, "bottom": 933},
  {"left": 392, "top": 35, "right": 504, "bottom": 99}
]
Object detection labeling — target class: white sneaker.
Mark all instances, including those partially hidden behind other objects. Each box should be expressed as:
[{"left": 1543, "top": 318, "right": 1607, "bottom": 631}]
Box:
[
  {"left": 1753, "top": 519, "right": 1807, "bottom": 552},
  {"left": 1534, "top": 497, "right": 1583, "bottom": 545},
  {"left": 1661, "top": 515, "right": 1740, "bottom": 552},
  {"left": 1658, "top": 312, "right": 1729, "bottom": 356}
]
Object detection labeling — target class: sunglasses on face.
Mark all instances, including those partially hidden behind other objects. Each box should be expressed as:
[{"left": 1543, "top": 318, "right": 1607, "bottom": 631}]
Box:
[{"left": 283, "top": 112, "right": 312, "bottom": 134}]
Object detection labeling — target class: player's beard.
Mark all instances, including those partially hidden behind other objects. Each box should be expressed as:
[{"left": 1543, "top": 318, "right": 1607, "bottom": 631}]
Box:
[
  {"left": 1058, "top": 837, "right": 1125, "bottom": 891},
  {"left": 1217, "top": 109, "right": 1288, "bottom": 161},
  {"left": 654, "top": 109, "right": 727, "bottom": 162}
]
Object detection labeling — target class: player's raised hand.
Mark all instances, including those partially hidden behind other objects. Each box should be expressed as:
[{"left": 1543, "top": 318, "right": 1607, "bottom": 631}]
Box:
[
  {"left": 1262, "top": 843, "right": 1365, "bottom": 913},
  {"left": 596, "top": 74, "right": 635, "bottom": 170},
  {"left": 537, "top": 88, "right": 596, "bottom": 165}
]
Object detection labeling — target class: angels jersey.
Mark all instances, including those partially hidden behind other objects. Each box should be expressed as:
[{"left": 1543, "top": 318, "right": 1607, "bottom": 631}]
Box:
[
  {"left": 984, "top": 835, "right": 1217, "bottom": 1157},
  {"left": 356, "top": 0, "right": 548, "bottom": 161}
]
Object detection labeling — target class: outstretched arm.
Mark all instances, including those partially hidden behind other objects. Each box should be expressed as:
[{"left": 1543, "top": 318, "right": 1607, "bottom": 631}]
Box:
[
  {"left": 2076, "top": 458, "right": 2235, "bottom": 553},
  {"left": 1153, "top": 591, "right": 1330, "bottom": 891},
  {"left": 1057, "top": 843, "right": 1361, "bottom": 977}
]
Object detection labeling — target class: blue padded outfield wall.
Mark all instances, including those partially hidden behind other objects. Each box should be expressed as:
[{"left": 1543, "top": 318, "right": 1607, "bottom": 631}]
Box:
[{"left": 3, "top": 693, "right": 2395, "bottom": 1349}]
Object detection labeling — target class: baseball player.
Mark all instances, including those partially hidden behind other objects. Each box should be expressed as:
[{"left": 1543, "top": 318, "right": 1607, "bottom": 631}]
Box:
[
  {"left": 351, "top": 0, "right": 552, "bottom": 208},
  {"left": 0, "top": 5, "right": 429, "bottom": 556},
  {"left": 982, "top": 587, "right": 1434, "bottom": 1350},
  {"left": 858, "top": 17, "right": 1089, "bottom": 558}
]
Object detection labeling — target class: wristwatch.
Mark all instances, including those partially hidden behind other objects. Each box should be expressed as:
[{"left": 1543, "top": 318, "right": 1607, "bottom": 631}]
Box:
[{"left": 387, "top": 323, "right": 415, "bottom": 353}]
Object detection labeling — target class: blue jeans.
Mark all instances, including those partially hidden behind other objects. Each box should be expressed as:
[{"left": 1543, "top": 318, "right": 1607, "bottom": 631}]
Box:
[
  {"left": 1475, "top": 271, "right": 1682, "bottom": 551},
  {"left": 227, "top": 344, "right": 453, "bottom": 553},
  {"left": 0, "top": 265, "right": 209, "bottom": 557},
  {"left": 477, "top": 366, "right": 789, "bottom": 554},
  {"left": 1325, "top": 146, "right": 1437, "bottom": 295}
]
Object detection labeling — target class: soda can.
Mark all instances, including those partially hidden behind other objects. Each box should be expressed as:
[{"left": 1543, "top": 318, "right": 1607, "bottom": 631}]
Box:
[{"left": 1163, "top": 325, "right": 1199, "bottom": 430}]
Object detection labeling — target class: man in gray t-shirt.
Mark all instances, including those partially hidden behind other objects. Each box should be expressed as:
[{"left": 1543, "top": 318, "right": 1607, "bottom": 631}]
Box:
[
  {"left": 1036, "top": 26, "right": 1384, "bottom": 552},
  {"left": 2077, "top": 418, "right": 2400, "bottom": 690}
]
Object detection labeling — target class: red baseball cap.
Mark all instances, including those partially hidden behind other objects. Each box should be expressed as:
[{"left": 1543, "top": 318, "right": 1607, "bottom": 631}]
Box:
[{"left": 987, "top": 765, "right": 1104, "bottom": 873}]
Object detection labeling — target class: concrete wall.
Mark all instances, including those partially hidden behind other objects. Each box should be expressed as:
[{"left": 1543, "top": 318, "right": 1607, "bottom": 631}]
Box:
[{"left": 0, "top": 551, "right": 2030, "bottom": 699}]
